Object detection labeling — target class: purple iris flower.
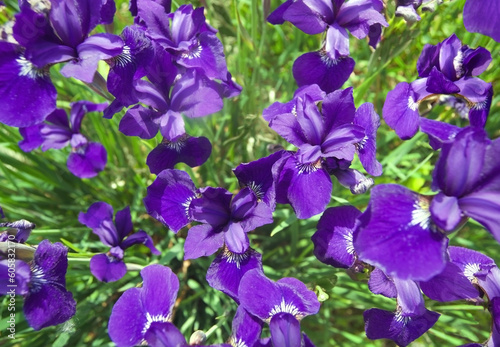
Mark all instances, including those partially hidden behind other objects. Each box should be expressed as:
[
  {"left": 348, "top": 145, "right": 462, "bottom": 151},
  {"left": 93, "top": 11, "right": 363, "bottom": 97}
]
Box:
[
  {"left": 238, "top": 269, "right": 320, "bottom": 347},
  {"left": 185, "top": 186, "right": 273, "bottom": 259},
  {"left": 0, "top": 42, "right": 56, "bottom": 127},
  {"left": 19, "top": 101, "right": 108, "bottom": 178},
  {"left": 268, "top": 0, "right": 388, "bottom": 92},
  {"left": 463, "top": 0, "right": 500, "bottom": 42},
  {"left": 79, "top": 202, "right": 160, "bottom": 282},
  {"left": 13, "top": 0, "right": 123, "bottom": 83},
  {"left": 146, "top": 134, "right": 212, "bottom": 174},
  {"left": 108, "top": 264, "right": 187, "bottom": 347},
  {"left": 206, "top": 246, "right": 264, "bottom": 303},
  {"left": 265, "top": 87, "right": 381, "bottom": 218},
  {"left": 228, "top": 306, "right": 264, "bottom": 347},
  {"left": 0, "top": 240, "right": 76, "bottom": 330},
  {"left": 364, "top": 269, "right": 440, "bottom": 346},
  {"left": 383, "top": 34, "right": 492, "bottom": 140},
  {"left": 430, "top": 127, "right": 500, "bottom": 241}
]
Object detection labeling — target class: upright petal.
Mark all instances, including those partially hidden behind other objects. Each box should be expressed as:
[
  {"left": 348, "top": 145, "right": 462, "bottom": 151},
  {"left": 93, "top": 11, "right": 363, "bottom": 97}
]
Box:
[
  {"left": 140, "top": 264, "right": 179, "bottom": 318},
  {"left": 78, "top": 201, "right": 119, "bottom": 246},
  {"left": 269, "top": 313, "right": 302, "bottom": 347}
]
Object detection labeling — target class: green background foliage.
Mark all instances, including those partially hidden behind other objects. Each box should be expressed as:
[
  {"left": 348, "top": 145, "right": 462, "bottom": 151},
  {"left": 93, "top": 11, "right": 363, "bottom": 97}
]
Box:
[{"left": 1, "top": 0, "right": 500, "bottom": 345}]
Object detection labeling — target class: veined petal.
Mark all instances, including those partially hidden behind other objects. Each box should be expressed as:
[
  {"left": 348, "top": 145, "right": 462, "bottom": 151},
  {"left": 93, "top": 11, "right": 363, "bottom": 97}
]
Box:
[
  {"left": 463, "top": 0, "right": 500, "bottom": 42},
  {"left": 269, "top": 313, "right": 302, "bottom": 347},
  {"left": 282, "top": 0, "right": 332, "bottom": 35},
  {"left": 90, "top": 253, "right": 127, "bottom": 282},
  {"left": 430, "top": 193, "right": 462, "bottom": 232},
  {"left": 140, "top": 264, "right": 179, "bottom": 318},
  {"left": 184, "top": 224, "right": 225, "bottom": 259}
]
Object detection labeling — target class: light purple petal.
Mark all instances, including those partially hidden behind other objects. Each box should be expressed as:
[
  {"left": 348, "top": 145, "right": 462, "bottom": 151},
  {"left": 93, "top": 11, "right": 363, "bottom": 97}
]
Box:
[
  {"left": 353, "top": 102, "right": 382, "bottom": 176},
  {"left": 119, "top": 105, "right": 161, "bottom": 139},
  {"left": 230, "top": 306, "right": 263, "bottom": 346},
  {"left": 184, "top": 224, "right": 225, "bottom": 259},
  {"left": 368, "top": 268, "right": 396, "bottom": 298},
  {"left": 382, "top": 82, "right": 421, "bottom": 140},
  {"left": 282, "top": 0, "right": 332, "bottom": 35},
  {"left": 239, "top": 269, "right": 283, "bottom": 320},
  {"left": 224, "top": 223, "right": 249, "bottom": 254},
  {"left": 140, "top": 264, "right": 179, "bottom": 318},
  {"left": 325, "top": 24, "right": 350, "bottom": 59},
  {"left": 108, "top": 287, "right": 147, "bottom": 346},
  {"left": 270, "top": 313, "right": 302, "bottom": 347},
  {"left": 430, "top": 193, "right": 462, "bottom": 232},
  {"left": 144, "top": 322, "right": 187, "bottom": 347}
]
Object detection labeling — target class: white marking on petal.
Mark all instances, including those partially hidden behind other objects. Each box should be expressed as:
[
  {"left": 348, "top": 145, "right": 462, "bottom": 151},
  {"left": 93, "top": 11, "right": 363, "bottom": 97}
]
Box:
[
  {"left": 115, "top": 45, "right": 133, "bottom": 67},
  {"left": 394, "top": 311, "right": 411, "bottom": 326},
  {"left": 409, "top": 198, "right": 431, "bottom": 230},
  {"left": 229, "top": 337, "right": 248, "bottom": 347},
  {"left": 343, "top": 232, "right": 355, "bottom": 255},
  {"left": 320, "top": 51, "right": 338, "bottom": 67},
  {"left": 407, "top": 95, "right": 419, "bottom": 111},
  {"left": 30, "top": 265, "right": 48, "bottom": 293},
  {"left": 247, "top": 181, "right": 264, "bottom": 200},
  {"left": 182, "top": 44, "right": 202, "bottom": 59},
  {"left": 472, "top": 99, "right": 488, "bottom": 110},
  {"left": 453, "top": 49, "right": 464, "bottom": 79},
  {"left": 463, "top": 263, "right": 481, "bottom": 281},
  {"left": 221, "top": 248, "right": 249, "bottom": 269},
  {"left": 295, "top": 160, "right": 322, "bottom": 174},
  {"left": 269, "top": 299, "right": 300, "bottom": 318},
  {"left": 16, "top": 56, "right": 45, "bottom": 79},
  {"left": 356, "top": 135, "right": 369, "bottom": 150},
  {"left": 142, "top": 312, "right": 171, "bottom": 335},
  {"left": 182, "top": 196, "right": 194, "bottom": 216}
]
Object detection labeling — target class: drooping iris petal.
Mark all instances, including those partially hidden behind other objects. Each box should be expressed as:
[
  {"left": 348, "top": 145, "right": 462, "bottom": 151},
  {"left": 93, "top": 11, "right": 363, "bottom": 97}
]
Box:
[
  {"left": 281, "top": 0, "right": 332, "bottom": 35},
  {"left": 354, "top": 184, "right": 448, "bottom": 281},
  {"left": 419, "top": 261, "right": 480, "bottom": 302},
  {"left": 463, "top": 0, "right": 500, "bottom": 42},
  {"left": 292, "top": 51, "right": 355, "bottom": 93},
  {"left": 353, "top": 102, "right": 382, "bottom": 176},
  {"left": 459, "top": 192, "right": 500, "bottom": 243},
  {"left": 114, "top": 206, "right": 133, "bottom": 241},
  {"left": 108, "top": 288, "right": 148, "bottom": 346},
  {"left": 89, "top": 253, "right": 127, "bottom": 282},
  {"left": 418, "top": 118, "right": 460, "bottom": 150},
  {"left": 19, "top": 125, "right": 45, "bottom": 151},
  {"left": 229, "top": 306, "right": 264, "bottom": 347},
  {"left": 277, "top": 277, "right": 321, "bottom": 316},
  {"left": 120, "top": 230, "right": 161, "bottom": 255},
  {"left": 143, "top": 169, "right": 197, "bottom": 233},
  {"left": 312, "top": 205, "right": 361, "bottom": 268},
  {"left": 206, "top": 247, "right": 263, "bottom": 302},
  {"left": 119, "top": 105, "right": 161, "bottom": 139},
  {"left": 146, "top": 136, "right": 212, "bottom": 174},
  {"left": 67, "top": 141, "right": 107, "bottom": 178},
  {"left": 144, "top": 322, "right": 187, "bottom": 347},
  {"left": 368, "top": 268, "right": 397, "bottom": 298},
  {"left": 78, "top": 202, "right": 119, "bottom": 247},
  {"left": 0, "top": 42, "right": 56, "bottom": 127},
  {"left": 363, "top": 308, "right": 440, "bottom": 347}
]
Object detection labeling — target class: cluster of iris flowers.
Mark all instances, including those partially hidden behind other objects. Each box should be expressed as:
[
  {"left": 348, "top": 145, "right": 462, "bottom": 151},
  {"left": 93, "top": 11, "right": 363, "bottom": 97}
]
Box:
[{"left": 1, "top": 0, "right": 500, "bottom": 346}]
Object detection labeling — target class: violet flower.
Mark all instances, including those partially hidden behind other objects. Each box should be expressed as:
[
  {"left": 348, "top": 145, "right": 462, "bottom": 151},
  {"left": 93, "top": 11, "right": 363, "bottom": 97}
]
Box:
[
  {"left": 13, "top": 0, "right": 123, "bottom": 83},
  {"left": 19, "top": 101, "right": 108, "bottom": 178},
  {"left": 463, "top": 0, "right": 500, "bottom": 42},
  {"left": 383, "top": 34, "right": 492, "bottom": 140},
  {"left": 185, "top": 186, "right": 273, "bottom": 259},
  {"left": 364, "top": 269, "right": 440, "bottom": 346},
  {"left": 265, "top": 87, "right": 381, "bottom": 218},
  {"left": 0, "top": 240, "right": 76, "bottom": 330},
  {"left": 268, "top": 0, "right": 388, "bottom": 92},
  {"left": 238, "top": 269, "right": 320, "bottom": 347},
  {"left": 108, "top": 264, "right": 187, "bottom": 347},
  {"left": 79, "top": 202, "right": 160, "bottom": 282}
]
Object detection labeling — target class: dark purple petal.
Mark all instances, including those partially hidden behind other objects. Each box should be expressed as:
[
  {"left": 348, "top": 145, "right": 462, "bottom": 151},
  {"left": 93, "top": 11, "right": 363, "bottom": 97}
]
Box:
[
  {"left": 432, "top": 127, "right": 488, "bottom": 197},
  {"left": 425, "top": 67, "right": 460, "bottom": 94},
  {"left": 364, "top": 308, "right": 440, "bottom": 347},
  {"left": 419, "top": 118, "right": 461, "bottom": 150},
  {"left": 230, "top": 306, "right": 263, "bottom": 346},
  {"left": 336, "top": 0, "right": 388, "bottom": 39},
  {"left": 276, "top": 155, "right": 332, "bottom": 219},
  {"left": 462, "top": 46, "right": 492, "bottom": 77},
  {"left": 184, "top": 224, "right": 225, "bottom": 259},
  {"left": 140, "top": 264, "right": 179, "bottom": 318},
  {"left": 312, "top": 205, "right": 361, "bottom": 268},
  {"left": 143, "top": 169, "right": 197, "bottom": 233},
  {"left": 233, "top": 151, "right": 284, "bottom": 210},
  {"left": 90, "top": 253, "right": 127, "bottom": 282},
  {"left": 267, "top": 0, "right": 293, "bottom": 24},
  {"left": 0, "top": 43, "right": 56, "bottom": 127},
  {"left": 459, "top": 192, "right": 500, "bottom": 243},
  {"left": 0, "top": 260, "right": 30, "bottom": 295},
  {"left": 382, "top": 82, "right": 422, "bottom": 140},
  {"left": 430, "top": 193, "right": 462, "bottom": 232},
  {"left": 438, "top": 34, "right": 463, "bottom": 81},
  {"left": 147, "top": 136, "right": 212, "bottom": 174},
  {"left": 232, "top": 188, "right": 274, "bottom": 232},
  {"left": 206, "top": 247, "right": 263, "bottom": 302},
  {"left": 417, "top": 43, "right": 440, "bottom": 78},
  {"left": 67, "top": 142, "right": 107, "bottom": 178},
  {"left": 420, "top": 262, "right": 480, "bottom": 302},
  {"left": 320, "top": 123, "right": 364, "bottom": 159},
  {"left": 270, "top": 313, "right": 302, "bottom": 347},
  {"left": 268, "top": 112, "right": 308, "bottom": 149},
  {"left": 368, "top": 268, "right": 396, "bottom": 298},
  {"left": 144, "top": 322, "right": 187, "bottom": 347},
  {"left": 119, "top": 105, "right": 161, "bottom": 139},
  {"left": 69, "top": 100, "right": 107, "bottom": 133},
  {"left": 78, "top": 201, "right": 119, "bottom": 246},
  {"left": 114, "top": 206, "right": 133, "bottom": 241},
  {"left": 282, "top": 0, "right": 332, "bottom": 35},
  {"left": 467, "top": 83, "right": 492, "bottom": 128},
  {"left": 190, "top": 187, "right": 232, "bottom": 226},
  {"left": 121, "top": 230, "right": 161, "bottom": 255},
  {"left": 322, "top": 87, "right": 356, "bottom": 129},
  {"left": 100, "top": 0, "right": 116, "bottom": 24},
  {"left": 463, "top": 0, "right": 500, "bottom": 42},
  {"left": 108, "top": 288, "right": 147, "bottom": 346},
  {"left": 353, "top": 102, "right": 382, "bottom": 176},
  {"left": 293, "top": 51, "right": 355, "bottom": 94},
  {"left": 24, "top": 282, "right": 76, "bottom": 330},
  {"left": 354, "top": 184, "right": 448, "bottom": 281},
  {"left": 19, "top": 125, "right": 45, "bottom": 152}
]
